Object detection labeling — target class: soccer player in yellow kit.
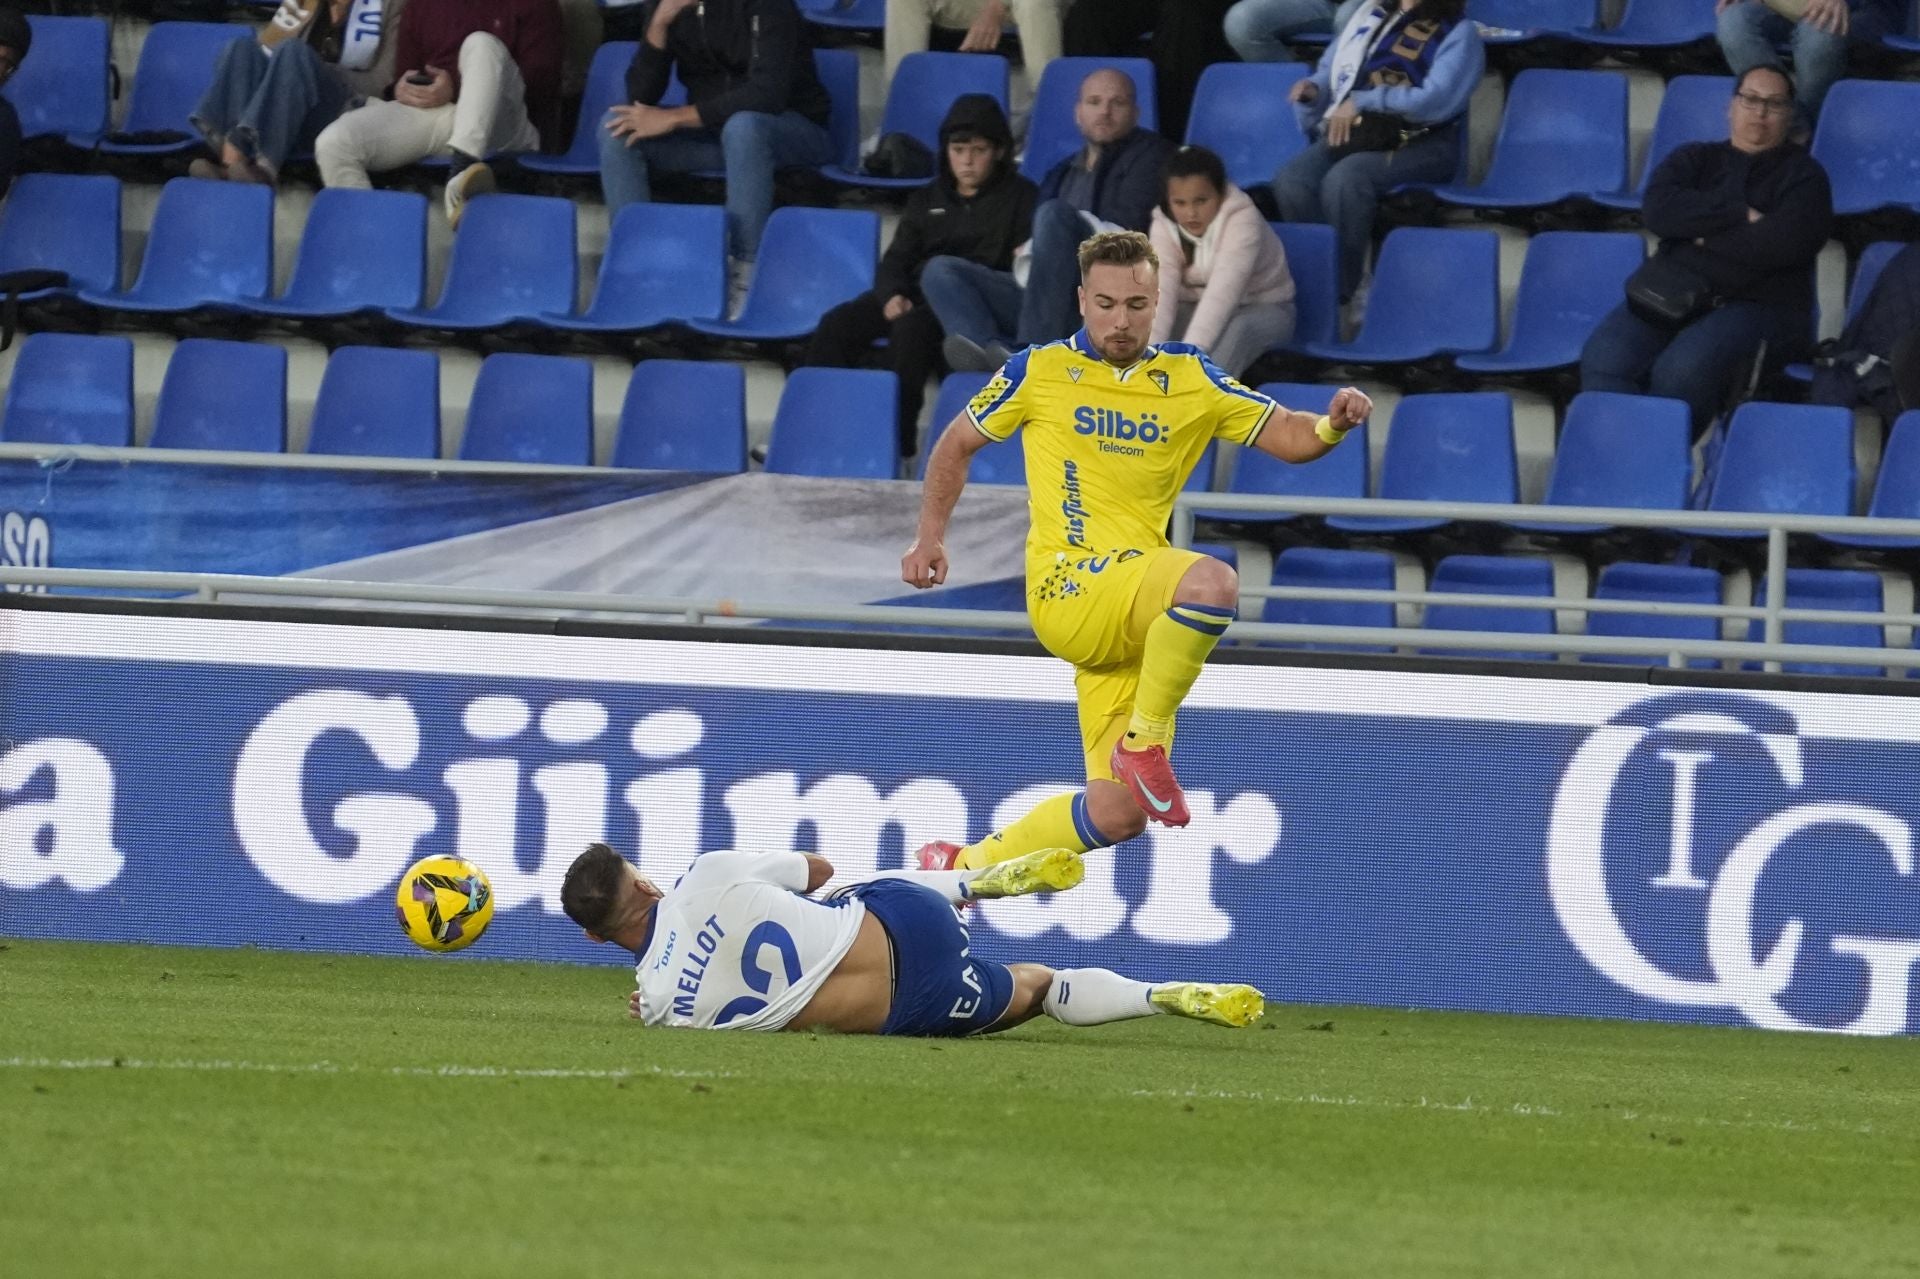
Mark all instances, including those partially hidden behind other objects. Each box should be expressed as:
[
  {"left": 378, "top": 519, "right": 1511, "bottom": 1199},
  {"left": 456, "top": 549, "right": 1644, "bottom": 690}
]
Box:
[{"left": 901, "top": 230, "right": 1371, "bottom": 870}]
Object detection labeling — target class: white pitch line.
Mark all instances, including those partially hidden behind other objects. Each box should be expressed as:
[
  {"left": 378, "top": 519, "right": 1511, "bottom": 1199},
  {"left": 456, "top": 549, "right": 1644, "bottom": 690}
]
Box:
[{"left": 0, "top": 1056, "right": 733, "bottom": 1081}]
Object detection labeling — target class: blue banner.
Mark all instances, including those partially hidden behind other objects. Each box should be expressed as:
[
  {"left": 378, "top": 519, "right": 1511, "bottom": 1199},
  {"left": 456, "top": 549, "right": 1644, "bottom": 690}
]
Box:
[{"left": 4, "top": 607, "right": 1918, "bottom": 1035}]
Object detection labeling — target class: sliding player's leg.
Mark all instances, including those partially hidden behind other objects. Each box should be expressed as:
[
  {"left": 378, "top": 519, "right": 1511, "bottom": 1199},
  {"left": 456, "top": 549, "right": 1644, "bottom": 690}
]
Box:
[
  {"left": 984, "top": 963, "right": 1266, "bottom": 1032},
  {"left": 840, "top": 847, "right": 1086, "bottom": 904},
  {"left": 1111, "top": 552, "right": 1240, "bottom": 828}
]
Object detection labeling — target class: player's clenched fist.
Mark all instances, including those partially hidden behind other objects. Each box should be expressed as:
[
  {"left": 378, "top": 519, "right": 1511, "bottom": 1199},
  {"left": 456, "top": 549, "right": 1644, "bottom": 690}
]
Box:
[
  {"left": 1328, "top": 386, "right": 1372, "bottom": 430},
  {"left": 901, "top": 540, "right": 949, "bottom": 589}
]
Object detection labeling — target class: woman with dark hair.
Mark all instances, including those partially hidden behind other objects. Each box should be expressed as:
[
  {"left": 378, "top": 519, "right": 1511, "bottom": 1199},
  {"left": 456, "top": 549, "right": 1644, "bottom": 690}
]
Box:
[
  {"left": 1148, "top": 146, "right": 1295, "bottom": 375},
  {"left": 1270, "top": 0, "right": 1483, "bottom": 306}
]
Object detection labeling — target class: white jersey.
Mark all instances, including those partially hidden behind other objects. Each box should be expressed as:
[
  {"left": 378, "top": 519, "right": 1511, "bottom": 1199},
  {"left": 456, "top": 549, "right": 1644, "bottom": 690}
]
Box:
[{"left": 632, "top": 851, "right": 866, "bottom": 1032}]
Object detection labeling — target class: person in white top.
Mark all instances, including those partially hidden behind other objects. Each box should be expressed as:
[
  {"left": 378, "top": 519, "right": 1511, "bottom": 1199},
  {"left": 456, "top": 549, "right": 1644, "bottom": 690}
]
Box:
[
  {"left": 1148, "top": 145, "right": 1296, "bottom": 377},
  {"left": 560, "top": 843, "right": 1265, "bottom": 1036}
]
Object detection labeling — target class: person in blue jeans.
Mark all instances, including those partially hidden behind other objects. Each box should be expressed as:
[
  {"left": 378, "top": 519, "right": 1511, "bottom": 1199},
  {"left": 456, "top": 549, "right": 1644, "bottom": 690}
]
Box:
[
  {"left": 1222, "top": 0, "right": 1366, "bottom": 61},
  {"left": 1269, "top": 0, "right": 1482, "bottom": 304},
  {"left": 190, "top": 0, "right": 403, "bottom": 183},
  {"left": 1580, "top": 68, "right": 1832, "bottom": 436},
  {"left": 599, "top": 0, "right": 834, "bottom": 281},
  {"left": 921, "top": 68, "right": 1173, "bottom": 370},
  {"left": 1715, "top": 0, "right": 1901, "bottom": 133}
]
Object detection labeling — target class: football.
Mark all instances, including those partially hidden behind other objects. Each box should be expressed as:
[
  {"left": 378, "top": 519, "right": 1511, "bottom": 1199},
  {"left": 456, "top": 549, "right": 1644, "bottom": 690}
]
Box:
[{"left": 394, "top": 855, "right": 495, "bottom": 953}]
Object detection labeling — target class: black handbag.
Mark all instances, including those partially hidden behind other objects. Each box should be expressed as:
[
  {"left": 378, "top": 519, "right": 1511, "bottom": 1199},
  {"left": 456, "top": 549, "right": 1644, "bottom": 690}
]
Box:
[
  {"left": 861, "top": 132, "right": 935, "bottom": 180},
  {"left": 1325, "top": 111, "right": 1434, "bottom": 159},
  {"left": 1625, "top": 255, "right": 1718, "bottom": 330}
]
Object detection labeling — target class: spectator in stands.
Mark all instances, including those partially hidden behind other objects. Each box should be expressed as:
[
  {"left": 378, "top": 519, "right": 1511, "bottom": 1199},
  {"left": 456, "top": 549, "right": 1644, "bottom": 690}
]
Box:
[
  {"left": 923, "top": 67, "right": 1172, "bottom": 369},
  {"left": 802, "top": 95, "right": 1036, "bottom": 458},
  {"left": 190, "top": 0, "right": 406, "bottom": 185},
  {"left": 1270, "top": 0, "right": 1482, "bottom": 307},
  {"left": 313, "top": 0, "right": 559, "bottom": 225},
  {"left": 598, "top": 0, "right": 833, "bottom": 293},
  {"left": 1147, "top": 146, "right": 1294, "bottom": 375},
  {"left": 885, "top": 0, "right": 1063, "bottom": 91},
  {"left": 1061, "top": 0, "right": 1232, "bottom": 140},
  {"left": 1223, "top": 0, "right": 1367, "bottom": 61},
  {"left": 0, "top": 8, "right": 27, "bottom": 200},
  {"left": 1579, "top": 67, "right": 1832, "bottom": 435},
  {"left": 1715, "top": 0, "right": 1900, "bottom": 133}
]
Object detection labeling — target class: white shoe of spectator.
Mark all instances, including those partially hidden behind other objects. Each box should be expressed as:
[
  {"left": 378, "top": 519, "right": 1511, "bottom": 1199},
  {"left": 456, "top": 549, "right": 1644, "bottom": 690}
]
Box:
[{"left": 444, "top": 156, "right": 494, "bottom": 228}]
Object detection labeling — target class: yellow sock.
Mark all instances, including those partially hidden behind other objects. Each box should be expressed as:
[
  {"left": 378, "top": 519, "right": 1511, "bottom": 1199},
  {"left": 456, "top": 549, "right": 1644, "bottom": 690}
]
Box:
[
  {"left": 958, "top": 792, "right": 1110, "bottom": 868},
  {"left": 1125, "top": 603, "right": 1234, "bottom": 747}
]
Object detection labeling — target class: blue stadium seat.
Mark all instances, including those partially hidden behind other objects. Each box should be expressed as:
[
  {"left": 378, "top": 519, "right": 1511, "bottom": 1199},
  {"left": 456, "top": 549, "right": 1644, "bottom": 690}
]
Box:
[
  {"left": 796, "top": 0, "right": 885, "bottom": 30},
  {"left": 812, "top": 48, "right": 864, "bottom": 176},
  {"left": 79, "top": 178, "right": 271, "bottom": 313},
  {"left": 151, "top": 339, "right": 287, "bottom": 452},
  {"left": 1812, "top": 80, "right": 1920, "bottom": 217},
  {"left": 1747, "top": 570, "right": 1887, "bottom": 675},
  {"left": 822, "top": 52, "right": 1007, "bottom": 189},
  {"left": 1573, "top": 0, "right": 1717, "bottom": 50},
  {"left": 1269, "top": 222, "right": 1338, "bottom": 353},
  {"left": 545, "top": 202, "right": 726, "bottom": 333},
  {"left": 918, "top": 372, "right": 1025, "bottom": 485},
  {"left": 97, "top": 23, "right": 239, "bottom": 155},
  {"left": 1295, "top": 227, "right": 1499, "bottom": 367},
  {"left": 1584, "top": 562, "right": 1722, "bottom": 667},
  {"left": 0, "top": 173, "right": 121, "bottom": 298},
  {"left": 519, "top": 42, "right": 636, "bottom": 176},
  {"left": 1433, "top": 70, "right": 1628, "bottom": 212},
  {"left": 307, "top": 347, "right": 440, "bottom": 460},
  {"left": 1185, "top": 63, "right": 1309, "bottom": 189},
  {"left": 387, "top": 194, "right": 575, "bottom": 331},
  {"left": 1691, "top": 401, "right": 1854, "bottom": 540},
  {"left": 0, "top": 333, "right": 133, "bottom": 446},
  {"left": 243, "top": 188, "right": 427, "bottom": 320},
  {"left": 1510, "top": 392, "right": 1691, "bottom": 535},
  {"left": 766, "top": 368, "right": 900, "bottom": 479},
  {"left": 1468, "top": 0, "right": 1597, "bottom": 39},
  {"left": 686, "top": 207, "right": 877, "bottom": 341},
  {"left": 1262, "top": 547, "right": 1397, "bottom": 653},
  {"left": 1593, "top": 76, "right": 1732, "bottom": 211},
  {"left": 1889, "top": 0, "right": 1920, "bottom": 53},
  {"left": 4, "top": 16, "right": 109, "bottom": 145},
  {"left": 1021, "top": 57, "right": 1158, "bottom": 182},
  {"left": 1457, "top": 231, "right": 1645, "bottom": 376},
  {"left": 1821, "top": 410, "right": 1920, "bottom": 551},
  {"left": 1421, "top": 555, "right": 1557, "bottom": 661},
  {"left": 1192, "top": 383, "right": 1368, "bottom": 524},
  {"left": 460, "top": 353, "right": 593, "bottom": 465},
  {"left": 613, "top": 359, "right": 747, "bottom": 472},
  {"left": 1328, "top": 391, "right": 1515, "bottom": 534},
  {"left": 1783, "top": 241, "right": 1904, "bottom": 383}
]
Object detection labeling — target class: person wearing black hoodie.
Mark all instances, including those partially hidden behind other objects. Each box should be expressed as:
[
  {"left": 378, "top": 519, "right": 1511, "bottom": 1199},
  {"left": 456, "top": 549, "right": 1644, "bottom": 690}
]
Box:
[
  {"left": 801, "top": 94, "right": 1036, "bottom": 458},
  {"left": 599, "top": 0, "right": 834, "bottom": 271},
  {"left": 1580, "top": 67, "right": 1833, "bottom": 435}
]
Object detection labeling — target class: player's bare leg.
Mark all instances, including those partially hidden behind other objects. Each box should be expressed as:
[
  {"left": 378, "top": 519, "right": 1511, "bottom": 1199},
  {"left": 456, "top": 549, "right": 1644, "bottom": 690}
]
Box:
[
  {"left": 1111, "top": 555, "right": 1240, "bottom": 828},
  {"left": 984, "top": 963, "right": 1266, "bottom": 1032}
]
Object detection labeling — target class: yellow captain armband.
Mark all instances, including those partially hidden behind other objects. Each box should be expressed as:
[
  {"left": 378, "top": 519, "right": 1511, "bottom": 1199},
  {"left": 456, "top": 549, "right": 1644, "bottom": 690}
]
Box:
[{"left": 1313, "top": 414, "right": 1350, "bottom": 445}]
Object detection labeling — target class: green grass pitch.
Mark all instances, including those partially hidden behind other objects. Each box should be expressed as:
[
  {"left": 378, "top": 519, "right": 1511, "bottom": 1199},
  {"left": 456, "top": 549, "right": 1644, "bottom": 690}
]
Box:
[{"left": 2, "top": 939, "right": 1915, "bottom": 1278}]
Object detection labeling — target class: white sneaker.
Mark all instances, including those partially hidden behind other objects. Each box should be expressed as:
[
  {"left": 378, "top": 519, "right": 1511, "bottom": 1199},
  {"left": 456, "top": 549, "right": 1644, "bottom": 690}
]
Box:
[
  {"left": 444, "top": 161, "right": 494, "bottom": 228},
  {"left": 1341, "top": 277, "right": 1371, "bottom": 338}
]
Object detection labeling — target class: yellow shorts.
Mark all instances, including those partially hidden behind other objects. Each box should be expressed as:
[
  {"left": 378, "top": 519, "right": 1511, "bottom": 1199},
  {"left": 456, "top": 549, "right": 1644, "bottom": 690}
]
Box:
[{"left": 1028, "top": 545, "right": 1205, "bottom": 782}]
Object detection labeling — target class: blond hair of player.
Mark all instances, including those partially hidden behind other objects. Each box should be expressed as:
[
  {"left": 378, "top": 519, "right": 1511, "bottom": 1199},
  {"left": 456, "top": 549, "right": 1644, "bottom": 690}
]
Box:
[{"left": 902, "top": 230, "right": 1370, "bottom": 868}]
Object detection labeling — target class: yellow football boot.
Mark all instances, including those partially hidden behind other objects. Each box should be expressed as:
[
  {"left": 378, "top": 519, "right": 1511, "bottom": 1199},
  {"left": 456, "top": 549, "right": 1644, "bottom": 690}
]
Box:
[
  {"left": 965, "top": 847, "right": 1086, "bottom": 899},
  {"left": 1148, "top": 982, "right": 1266, "bottom": 1028}
]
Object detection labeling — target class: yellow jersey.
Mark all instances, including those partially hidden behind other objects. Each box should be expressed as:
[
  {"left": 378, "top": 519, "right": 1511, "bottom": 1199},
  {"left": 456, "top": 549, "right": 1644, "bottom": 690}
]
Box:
[{"left": 965, "top": 331, "right": 1279, "bottom": 569}]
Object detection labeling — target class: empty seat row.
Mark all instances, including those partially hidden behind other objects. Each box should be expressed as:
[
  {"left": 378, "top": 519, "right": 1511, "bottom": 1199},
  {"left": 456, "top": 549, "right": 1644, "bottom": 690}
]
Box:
[
  {"left": 0, "top": 174, "right": 879, "bottom": 340},
  {"left": 0, "top": 332, "right": 957, "bottom": 476},
  {"left": 1264, "top": 549, "right": 1900, "bottom": 675}
]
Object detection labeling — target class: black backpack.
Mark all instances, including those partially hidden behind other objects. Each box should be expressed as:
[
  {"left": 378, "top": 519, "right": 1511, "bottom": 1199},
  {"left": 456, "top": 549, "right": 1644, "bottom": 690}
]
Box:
[{"left": 1811, "top": 242, "right": 1920, "bottom": 423}]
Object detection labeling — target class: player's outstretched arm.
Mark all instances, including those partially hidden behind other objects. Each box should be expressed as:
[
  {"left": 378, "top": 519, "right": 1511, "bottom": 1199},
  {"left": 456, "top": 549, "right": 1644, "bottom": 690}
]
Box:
[
  {"left": 802, "top": 854, "right": 834, "bottom": 893},
  {"left": 901, "top": 413, "right": 993, "bottom": 589},
  {"left": 1253, "top": 385, "right": 1372, "bottom": 464}
]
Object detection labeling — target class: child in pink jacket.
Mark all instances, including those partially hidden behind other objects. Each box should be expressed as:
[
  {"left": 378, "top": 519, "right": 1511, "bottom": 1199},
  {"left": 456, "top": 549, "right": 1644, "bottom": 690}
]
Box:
[{"left": 1148, "top": 145, "right": 1295, "bottom": 375}]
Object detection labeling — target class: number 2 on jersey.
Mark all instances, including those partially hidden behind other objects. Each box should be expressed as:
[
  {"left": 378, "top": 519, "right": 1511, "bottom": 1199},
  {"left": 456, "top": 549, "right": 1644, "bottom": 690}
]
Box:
[{"left": 714, "top": 922, "right": 802, "bottom": 1026}]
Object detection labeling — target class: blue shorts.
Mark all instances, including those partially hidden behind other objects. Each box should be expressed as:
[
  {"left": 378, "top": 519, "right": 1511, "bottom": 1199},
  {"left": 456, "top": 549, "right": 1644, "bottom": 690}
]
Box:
[{"left": 849, "top": 879, "right": 1014, "bottom": 1037}]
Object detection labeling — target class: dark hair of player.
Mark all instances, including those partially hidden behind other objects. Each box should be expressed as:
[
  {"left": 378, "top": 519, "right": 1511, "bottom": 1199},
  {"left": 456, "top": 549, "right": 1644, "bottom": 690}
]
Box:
[
  {"left": 560, "top": 842, "right": 628, "bottom": 933},
  {"left": 1077, "top": 229, "right": 1159, "bottom": 280}
]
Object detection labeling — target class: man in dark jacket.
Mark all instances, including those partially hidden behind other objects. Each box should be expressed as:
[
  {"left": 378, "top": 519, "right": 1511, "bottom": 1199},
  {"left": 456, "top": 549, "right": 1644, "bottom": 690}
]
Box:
[
  {"left": 1580, "top": 67, "right": 1832, "bottom": 434},
  {"left": 599, "top": 0, "right": 833, "bottom": 274},
  {"left": 0, "top": 8, "right": 27, "bottom": 202},
  {"left": 922, "top": 68, "right": 1173, "bottom": 369},
  {"left": 801, "top": 95, "right": 1036, "bottom": 458}
]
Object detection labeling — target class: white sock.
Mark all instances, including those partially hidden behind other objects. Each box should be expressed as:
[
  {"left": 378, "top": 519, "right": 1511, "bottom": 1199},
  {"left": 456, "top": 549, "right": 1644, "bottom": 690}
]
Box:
[
  {"left": 1043, "top": 968, "right": 1160, "bottom": 1026},
  {"left": 838, "top": 867, "right": 978, "bottom": 905}
]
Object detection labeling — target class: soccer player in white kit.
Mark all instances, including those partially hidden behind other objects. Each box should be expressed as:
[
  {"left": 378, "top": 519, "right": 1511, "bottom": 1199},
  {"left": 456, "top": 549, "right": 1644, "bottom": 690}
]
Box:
[{"left": 560, "top": 843, "right": 1265, "bottom": 1036}]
